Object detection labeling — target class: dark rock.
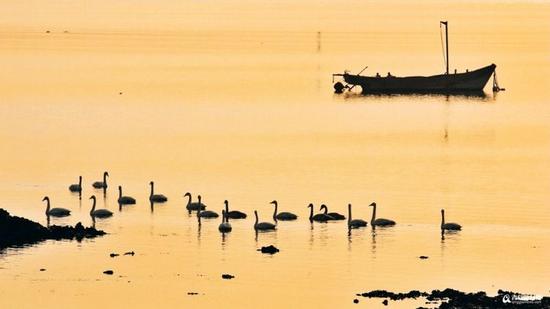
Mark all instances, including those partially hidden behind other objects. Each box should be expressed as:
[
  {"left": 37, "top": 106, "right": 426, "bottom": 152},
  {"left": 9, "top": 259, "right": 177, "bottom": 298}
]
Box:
[
  {"left": 258, "top": 245, "right": 279, "bottom": 254},
  {"left": 222, "top": 274, "right": 234, "bottom": 280},
  {"left": 187, "top": 292, "right": 198, "bottom": 295},
  {"left": 110, "top": 253, "right": 119, "bottom": 258},
  {"left": 124, "top": 251, "right": 135, "bottom": 256},
  {"left": 360, "top": 290, "right": 427, "bottom": 301},
  {"left": 419, "top": 256, "right": 429, "bottom": 259},
  {"left": 0, "top": 208, "right": 105, "bottom": 250},
  {"left": 39, "top": 268, "right": 46, "bottom": 271},
  {"left": 103, "top": 270, "right": 114, "bottom": 275},
  {"left": 353, "top": 299, "right": 359, "bottom": 304}
]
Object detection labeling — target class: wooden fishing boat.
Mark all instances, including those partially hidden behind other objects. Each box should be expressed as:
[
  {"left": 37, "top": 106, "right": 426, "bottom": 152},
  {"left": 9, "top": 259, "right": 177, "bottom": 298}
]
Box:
[
  {"left": 334, "top": 64, "right": 495, "bottom": 94},
  {"left": 333, "top": 22, "right": 501, "bottom": 94}
]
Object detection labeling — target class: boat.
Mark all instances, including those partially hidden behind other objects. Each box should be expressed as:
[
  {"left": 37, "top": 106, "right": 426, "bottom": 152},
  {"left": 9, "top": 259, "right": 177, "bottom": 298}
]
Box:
[{"left": 332, "top": 22, "right": 500, "bottom": 94}]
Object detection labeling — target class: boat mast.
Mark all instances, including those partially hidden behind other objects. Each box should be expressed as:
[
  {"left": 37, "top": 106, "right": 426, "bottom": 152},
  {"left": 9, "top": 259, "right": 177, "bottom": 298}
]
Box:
[{"left": 440, "top": 21, "right": 449, "bottom": 74}]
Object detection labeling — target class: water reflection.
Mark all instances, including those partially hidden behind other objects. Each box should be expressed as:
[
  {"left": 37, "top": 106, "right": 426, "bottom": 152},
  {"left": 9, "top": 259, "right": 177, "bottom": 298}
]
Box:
[{"left": 339, "top": 90, "right": 492, "bottom": 102}]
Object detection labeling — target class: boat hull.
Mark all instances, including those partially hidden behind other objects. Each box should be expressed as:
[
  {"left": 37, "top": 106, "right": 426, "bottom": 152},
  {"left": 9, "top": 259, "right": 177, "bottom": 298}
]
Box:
[{"left": 341, "top": 64, "right": 495, "bottom": 94}]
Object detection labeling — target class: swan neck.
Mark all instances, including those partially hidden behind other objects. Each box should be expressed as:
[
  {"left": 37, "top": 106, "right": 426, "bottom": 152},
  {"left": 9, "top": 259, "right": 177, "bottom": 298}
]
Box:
[
  {"left": 273, "top": 202, "right": 278, "bottom": 220},
  {"left": 118, "top": 187, "right": 122, "bottom": 198},
  {"left": 225, "top": 202, "right": 229, "bottom": 223},
  {"left": 150, "top": 183, "right": 154, "bottom": 197},
  {"left": 348, "top": 204, "right": 352, "bottom": 223},
  {"left": 322, "top": 205, "right": 328, "bottom": 215},
  {"left": 371, "top": 204, "right": 376, "bottom": 224},
  {"left": 78, "top": 176, "right": 82, "bottom": 186},
  {"left": 254, "top": 212, "right": 258, "bottom": 226},
  {"left": 45, "top": 199, "right": 50, "bottom": 214},
  {"left": 90, "top": 198, "right": 96, "bottom": 214},
  {"left": 308, "top": 206, "right": 313, "bottom": 221},
  {"left": 186, "top": 194, "right": 192, "bottom": 206},
  {"left": 441, "top": 210, "right": 445, "bottom": 227}
]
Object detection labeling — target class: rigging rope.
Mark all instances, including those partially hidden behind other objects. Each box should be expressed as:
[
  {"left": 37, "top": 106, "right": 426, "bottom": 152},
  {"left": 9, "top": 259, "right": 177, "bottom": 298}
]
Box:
[{"left": 440, "top": 24, "right": 447, "bottom": 72}]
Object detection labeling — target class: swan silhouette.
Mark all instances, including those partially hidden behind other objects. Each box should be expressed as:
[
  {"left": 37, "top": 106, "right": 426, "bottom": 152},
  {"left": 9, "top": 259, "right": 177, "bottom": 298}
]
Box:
[
  {"left": 197, "top": 195, "right": 218, "bottom": 218},
  {"left": 254, "top": 210, "right": 276, "bottom": 231},
  {"left": 441, "top": 209, "right": 461, "bottom": 231},
  {"left": 117, "top": 185, "right": 136, "bottom": 205},
  {"left": 369, "top": 202, "right": 396, "bottom": 226},
  {"left": 218, "top": 207, "right": 232, "bottom": 233},
  {"left": 69, "top": 176, "right": 82, "bottom": 193},
  {"left": 308, "top": 203, "right": 333, "bottom": 222},
  {"left": 92, "top": 172, "right": 108, "bottom": 189},
  {"left": 149, "top": 181, "right": 167, "bottom": 202},
  {"left": 43, "top": 196, "right": 70, "bottom": 217},
  {"left": 271, "top": 200, "right": 297, "bottom": 221},
  {"left": 224, "top": 200, "right": 247, "bottom": 219},
  {"left": 348, "top": 204, "right": 367, "bottom": 229},
  {"left": 320, "top": 204, "right": 345, "bottom": 220},
  {"left": 183, "top": 192, "right": 205, "bottom": 211},
  {"left": 89, "top": 195, "right": 113, "bottom": 218}
]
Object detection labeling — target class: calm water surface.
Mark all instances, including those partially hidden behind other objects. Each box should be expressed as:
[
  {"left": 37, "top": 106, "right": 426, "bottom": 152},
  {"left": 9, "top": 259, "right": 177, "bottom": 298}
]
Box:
[{"left": 1, "top": 1, "right": 549, "bottom": 308}]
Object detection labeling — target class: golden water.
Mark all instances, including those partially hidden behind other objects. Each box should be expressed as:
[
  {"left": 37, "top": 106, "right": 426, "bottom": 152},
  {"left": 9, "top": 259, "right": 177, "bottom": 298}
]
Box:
[{"left": 1, "top": 1, "right": 549, "bottom": 308}]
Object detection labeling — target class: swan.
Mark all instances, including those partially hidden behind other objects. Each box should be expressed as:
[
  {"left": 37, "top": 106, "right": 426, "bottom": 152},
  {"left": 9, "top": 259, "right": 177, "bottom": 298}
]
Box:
[
  {"left": 197, "top": 195, "right": 218, "bottom": 218},
  {"left": 369, "top": 202, "right": 396, "bottom": 226},
  {"left": 254, "top": 210, "right": 276, "bottom": 231},
  {"left": 320, "top": 204, "right": 346, "bottom": 220},
  {"left": 441, "top": 209, "right": 461, "bottom": 231},
  {"left": 117, "top": 185, "right": 136, "bottom": 205},
  {"left": 307, "top": 203, "right": 333, "bottom": 222},
  {"left": 69, "top": 176, "right": 82, "bottom": 193},
  {"left": 271, "top": 200, "right": 297, "bottom": 221},
  {"left": 149, "top": 181, "right": 168, "bottom": 202},
  {"left": 183, "top": 192, "right": 206, "bottom": 211},
  {"left": 43, "top": 196, "right": 71, "bottom": 217},
  {"left": 92, "top": 172, "right": 109, "bottom": 189},
  {"left": 218, "top": 210, "right": 232, "bottom": 233},
  {"left": 348, "top": 204, "right": 367, "bottom": 229},
  {"left": 224, "top": 200, "right": 247, "bottom": 219},
  {"left": 89, "top": 195, "right": 113, "bottom": 218}
]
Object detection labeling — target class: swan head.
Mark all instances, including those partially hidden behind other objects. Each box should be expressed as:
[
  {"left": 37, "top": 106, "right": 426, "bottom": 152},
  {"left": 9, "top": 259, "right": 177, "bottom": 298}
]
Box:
[
  {"left": 197, "top": 195, "right": 201, "bottom": 202},
  {"left": 89, "top": 195, "right": 96, "bottom": 201},
  {"left": 184, "top": 192, "right": 191, "bottom": 198},
  {"left": 319, "top": 204, "right": 327, "bottom": 211},
  {"left": 224, "top": 199, "right": 228, "bottom": 205},
  {"left": 369, "top": 202, "right": 376, "bottom": 207},
  {"left": 270, "top": 200, "right": 277, "bottom": 205},
  {"left": 307, "top": 203, "right": 313, "bottom": 209},
  {"left": 150, "top": 181, "right": 154, "bottom": 186},
  {"left": 118, "top": 185, "right": 122, "bottom": 190},
  {"left": 441, "top": 209, "right": 445, "bottom": 214},
  {"left": 42, "top": 196, "right": 49, "bottom": 202},
  {"left": 104, "top": 171, "right": 109, "bottom": 177}
]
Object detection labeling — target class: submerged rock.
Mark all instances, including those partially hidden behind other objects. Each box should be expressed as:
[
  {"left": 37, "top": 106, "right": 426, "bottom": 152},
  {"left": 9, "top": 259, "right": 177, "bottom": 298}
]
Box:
[
  {"left": 0, "top": 208, "right": 106, "bottom": 250},
  {"left": 222, "top": 274, "right": 234, "bottom": 280},
  {"left": 124, "top": 251, "right": 135, "bottom": 256},
  {"left": 258, "top": 245, "right": 279, "bottom": 254},
  {"left": 103, "top": 270, "right": 114, "bottom": 275}
]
